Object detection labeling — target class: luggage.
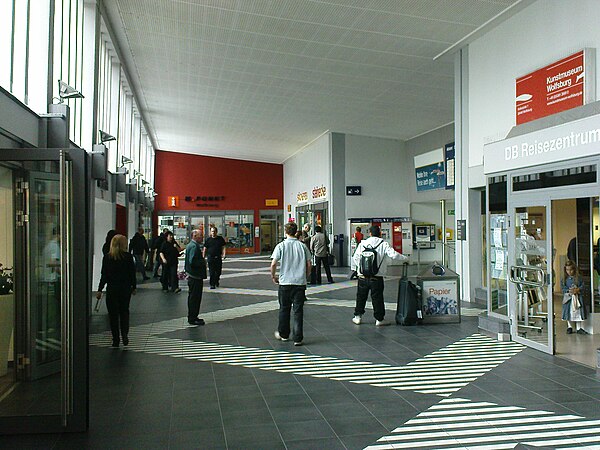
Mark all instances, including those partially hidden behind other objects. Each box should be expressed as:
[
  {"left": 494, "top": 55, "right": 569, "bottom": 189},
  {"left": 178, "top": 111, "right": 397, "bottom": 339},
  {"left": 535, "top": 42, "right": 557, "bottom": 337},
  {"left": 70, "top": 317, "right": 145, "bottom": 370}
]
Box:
[{"left": 395, "top": 263, "right": 422, "bottom": 326}]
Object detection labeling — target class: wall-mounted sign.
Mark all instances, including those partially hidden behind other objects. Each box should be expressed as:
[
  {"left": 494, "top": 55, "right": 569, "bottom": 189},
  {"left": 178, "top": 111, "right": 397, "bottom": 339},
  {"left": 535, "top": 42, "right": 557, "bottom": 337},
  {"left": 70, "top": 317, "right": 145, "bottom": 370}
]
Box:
[
  {"left": 167, "top": 196, "right": 179, "bottom": 208},
  {"left": 456, "top": 219, "right": 467, "bottom": 241},
  {"left": 516, "top": 50, "right": 587, "bottom": 125},
  {"left": 415, "top": 162, "right": 446, "bottom": 191},
  {"left": 448, "top": 209, "right": 455, "bottom": 216},
  {"left": 116, "top": 192, "right": 126, "bottom": 207},
  {"left": 346, "top": 186, "right": 362, "bottom": 196},
  {"left": 287, "top": 204, "right": 291, "bottom": 212},
  {"left": 312, "top": 185, "right": 327, "bottom": 200},
  {"left": 265, "top": 199, "right": 278, "bottom": 206},
  {"left": 296, "top": 191, "right": 308, "bottom": 203},
  {"left": 444, "top": 142, "right": 455, "bottom": 190}
]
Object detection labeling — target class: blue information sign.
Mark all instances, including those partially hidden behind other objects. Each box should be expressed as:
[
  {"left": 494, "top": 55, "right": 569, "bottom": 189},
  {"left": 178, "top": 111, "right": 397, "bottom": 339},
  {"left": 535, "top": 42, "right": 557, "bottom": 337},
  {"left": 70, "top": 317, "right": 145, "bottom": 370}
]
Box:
[{"left": 415, "top": 162, "right": 446, "bottom": 191}]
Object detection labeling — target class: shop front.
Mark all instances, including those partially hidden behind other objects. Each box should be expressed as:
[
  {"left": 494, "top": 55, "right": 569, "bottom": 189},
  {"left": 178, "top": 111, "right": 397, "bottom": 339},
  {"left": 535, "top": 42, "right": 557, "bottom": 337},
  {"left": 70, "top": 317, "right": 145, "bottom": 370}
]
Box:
[{"left": 484, "top": 112, "right": 600, "bottom": 366}]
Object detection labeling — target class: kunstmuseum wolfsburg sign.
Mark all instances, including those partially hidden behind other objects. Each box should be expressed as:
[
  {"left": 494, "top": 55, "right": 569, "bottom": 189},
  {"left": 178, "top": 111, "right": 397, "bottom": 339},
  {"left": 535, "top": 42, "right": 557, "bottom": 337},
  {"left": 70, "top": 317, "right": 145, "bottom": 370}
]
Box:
[{"left": 484, "top": 113, "right": 600, "bottom": 174}]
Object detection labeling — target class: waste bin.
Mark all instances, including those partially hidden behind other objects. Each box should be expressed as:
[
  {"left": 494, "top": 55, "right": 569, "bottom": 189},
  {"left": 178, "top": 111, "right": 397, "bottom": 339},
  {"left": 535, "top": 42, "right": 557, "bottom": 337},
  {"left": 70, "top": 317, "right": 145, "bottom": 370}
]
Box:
[{"left": 417, "top": 262, "right": 460, "bottom": 323}]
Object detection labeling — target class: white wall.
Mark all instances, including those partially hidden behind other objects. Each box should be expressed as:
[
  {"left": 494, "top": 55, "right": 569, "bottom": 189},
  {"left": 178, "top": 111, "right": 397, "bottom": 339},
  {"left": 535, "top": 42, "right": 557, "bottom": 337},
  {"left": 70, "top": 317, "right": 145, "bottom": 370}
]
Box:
[
  {"left": 344, "top": 134, "right": 408, "bottom": 218},
  {"left": 283, "top": 133, "right": 331, "bottom": 220},
  {"left": 93, "top": 198, "right": 115, "bottom": 288},
  {"left": 468, "top": 0, "right": 600, "bottom": 180}
]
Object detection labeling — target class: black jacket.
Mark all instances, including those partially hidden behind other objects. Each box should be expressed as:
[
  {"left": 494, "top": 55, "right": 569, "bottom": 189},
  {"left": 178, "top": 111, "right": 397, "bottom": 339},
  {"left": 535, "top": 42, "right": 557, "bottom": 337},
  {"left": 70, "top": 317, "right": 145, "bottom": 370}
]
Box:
[
  {"left": 98, "top": 252, "right": 136, "bottom": 291},
  {"left": 129, "top": 233, "right": 149, "bottom": 255},
  {"left": 160, "top": 241, "right": 180, "bottom": 266}
]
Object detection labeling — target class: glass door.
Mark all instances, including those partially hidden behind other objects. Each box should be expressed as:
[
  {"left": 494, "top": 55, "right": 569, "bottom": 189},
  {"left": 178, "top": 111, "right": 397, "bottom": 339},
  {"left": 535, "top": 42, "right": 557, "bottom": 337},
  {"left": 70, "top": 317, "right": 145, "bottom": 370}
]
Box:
[
  {"left": 0, "top": 150, "right": 75, "bottom": 433},
  {"left": 509, "top": 201, "right": 554, "bottom": 353}
]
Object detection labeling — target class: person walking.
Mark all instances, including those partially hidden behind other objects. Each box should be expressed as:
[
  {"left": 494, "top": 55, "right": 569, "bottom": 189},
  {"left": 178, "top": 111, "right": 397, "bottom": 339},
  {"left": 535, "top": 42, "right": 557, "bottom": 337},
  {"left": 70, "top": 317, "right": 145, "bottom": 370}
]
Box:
[
  {"left": 185, "top": 229, "right": 207, "bottom": 325},
  {"left": 160, "top": 231, "right": 182, "bottom": 293},
  {"left": 310, "top": 225, "right": 334, "bottom": 284},
  {"left": 203, "top": 226, "right": 226, "bottom": 289},
  {"left": 102, "top": 229, "right": 117, "bottom": 256},
  {"left": 270, "top": 221, "right": 312, "bottom": 346},
  {"left": 351, "top": 225, "right": 407, "bottom": 326},
  {"left": 129, "top": 227, "right": 150, "bottom": 281},
  {"left": 151, "top": 228, "right": 169, "bottom": 278},
  {"left": 96, "top": 234, "right": 136, "bottom": 347}
]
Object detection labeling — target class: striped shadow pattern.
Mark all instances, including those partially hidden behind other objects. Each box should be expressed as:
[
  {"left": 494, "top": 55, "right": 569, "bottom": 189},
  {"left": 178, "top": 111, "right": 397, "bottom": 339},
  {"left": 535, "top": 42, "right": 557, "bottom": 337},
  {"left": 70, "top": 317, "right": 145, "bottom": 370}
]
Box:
[
  {"left": 91, "top": 329, "right": 523, "bottom": 397},
  {"left": 367, "top": 397, "right": 600, "bottom": 449}
]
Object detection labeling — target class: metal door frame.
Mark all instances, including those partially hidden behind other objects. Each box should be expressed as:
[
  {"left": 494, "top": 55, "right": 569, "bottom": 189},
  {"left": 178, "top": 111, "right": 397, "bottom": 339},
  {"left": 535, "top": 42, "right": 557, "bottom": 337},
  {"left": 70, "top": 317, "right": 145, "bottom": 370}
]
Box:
[{"left": 0, "top": 148, "right": 88, "bottom": 434}]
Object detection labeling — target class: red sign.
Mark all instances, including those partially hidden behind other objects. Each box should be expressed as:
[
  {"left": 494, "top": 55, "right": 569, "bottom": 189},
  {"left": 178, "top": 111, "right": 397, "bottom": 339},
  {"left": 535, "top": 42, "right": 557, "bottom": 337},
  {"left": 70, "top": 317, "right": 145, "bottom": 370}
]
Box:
[
  {"left": 516, "top": 51, "right": 585, "bottom": 125},
  {"left": 167, "top": 196, "right": 179, "bottom": 208}
]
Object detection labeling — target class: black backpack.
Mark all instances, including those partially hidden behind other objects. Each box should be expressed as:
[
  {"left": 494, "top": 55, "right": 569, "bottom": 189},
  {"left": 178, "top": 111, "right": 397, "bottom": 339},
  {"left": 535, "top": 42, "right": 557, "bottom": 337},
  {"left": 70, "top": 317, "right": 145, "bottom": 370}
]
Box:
[{"left": 359, "top": 241, "right": 383, "bottom": 277}]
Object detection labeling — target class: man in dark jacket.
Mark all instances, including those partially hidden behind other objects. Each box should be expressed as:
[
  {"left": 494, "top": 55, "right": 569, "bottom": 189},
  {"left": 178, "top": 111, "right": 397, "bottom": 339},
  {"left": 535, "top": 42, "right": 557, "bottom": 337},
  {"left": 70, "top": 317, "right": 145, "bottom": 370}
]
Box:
[
  {"left": 202, "top": 226, "right": 227, "bottom": 289},
  {"left": 129, "top": 228, "right": 150, "bottom": 281},
  {"left": 185, "top": 229, "right": 207, "bottom": 325},
  {"left": 151, "top": 228, "right": 169, "bottom": 278}
]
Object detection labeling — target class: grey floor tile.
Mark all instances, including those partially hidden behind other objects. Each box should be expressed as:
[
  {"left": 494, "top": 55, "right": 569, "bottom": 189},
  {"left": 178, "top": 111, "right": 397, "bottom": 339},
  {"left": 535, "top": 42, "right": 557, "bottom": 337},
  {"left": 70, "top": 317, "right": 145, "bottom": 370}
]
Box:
[{"left": 285, "top": 437, "right": 346, "bottom": 450}]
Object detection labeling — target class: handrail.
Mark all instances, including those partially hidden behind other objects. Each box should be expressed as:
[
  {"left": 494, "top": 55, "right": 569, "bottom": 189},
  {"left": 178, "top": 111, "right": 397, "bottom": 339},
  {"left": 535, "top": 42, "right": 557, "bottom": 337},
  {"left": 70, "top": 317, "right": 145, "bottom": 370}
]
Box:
[{"left": 509, "top": 265, "right": 545, "bottom": 288}]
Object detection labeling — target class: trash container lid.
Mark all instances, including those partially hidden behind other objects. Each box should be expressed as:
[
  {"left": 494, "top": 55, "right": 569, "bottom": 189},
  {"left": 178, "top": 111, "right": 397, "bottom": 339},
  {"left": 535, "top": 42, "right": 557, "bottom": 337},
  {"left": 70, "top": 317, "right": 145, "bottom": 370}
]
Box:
[{"left": 418, "top": 262, "right": 459, "bottom": 279}]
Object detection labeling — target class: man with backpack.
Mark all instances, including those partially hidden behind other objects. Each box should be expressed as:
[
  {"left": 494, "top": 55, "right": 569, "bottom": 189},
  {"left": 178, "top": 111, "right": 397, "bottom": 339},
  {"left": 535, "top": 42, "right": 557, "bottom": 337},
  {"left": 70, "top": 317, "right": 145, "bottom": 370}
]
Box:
[{"left": 351, "top": 225, "right": 407, "bottom": 326}]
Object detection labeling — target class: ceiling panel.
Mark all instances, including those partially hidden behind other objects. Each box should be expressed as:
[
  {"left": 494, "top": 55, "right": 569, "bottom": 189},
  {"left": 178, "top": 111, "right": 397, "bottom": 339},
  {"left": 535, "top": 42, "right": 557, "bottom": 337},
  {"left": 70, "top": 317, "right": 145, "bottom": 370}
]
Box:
[{"left": 104, "top": 0, "right": 520, "bottom": 162}]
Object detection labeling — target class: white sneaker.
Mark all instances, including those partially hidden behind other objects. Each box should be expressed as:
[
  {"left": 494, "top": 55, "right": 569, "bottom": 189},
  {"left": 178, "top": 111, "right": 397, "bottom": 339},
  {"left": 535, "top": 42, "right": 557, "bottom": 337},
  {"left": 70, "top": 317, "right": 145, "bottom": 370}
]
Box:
[
  {"left": 274, "top": 331, "right": 289, "bottom": 341},
  {"left": 375, "top": 319, "right": 390, "bottom": 326},
  {"left": 352, "top": 315, "right": 362, "bottom": 325}
]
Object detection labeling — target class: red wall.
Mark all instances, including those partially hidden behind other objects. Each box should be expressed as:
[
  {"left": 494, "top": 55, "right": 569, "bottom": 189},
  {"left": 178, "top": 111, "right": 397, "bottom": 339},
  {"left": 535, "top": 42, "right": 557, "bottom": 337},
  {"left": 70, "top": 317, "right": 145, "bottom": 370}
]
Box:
[{"left": 154, "top": 150, "right": 283, "bottom": 252}]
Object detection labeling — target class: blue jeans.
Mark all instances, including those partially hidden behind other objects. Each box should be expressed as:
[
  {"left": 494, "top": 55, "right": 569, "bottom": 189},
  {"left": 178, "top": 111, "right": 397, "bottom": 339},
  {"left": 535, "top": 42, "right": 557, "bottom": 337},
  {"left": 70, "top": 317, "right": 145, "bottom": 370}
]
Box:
[{"left": 278, "top": 285, "right": 306, "bottom": 342}]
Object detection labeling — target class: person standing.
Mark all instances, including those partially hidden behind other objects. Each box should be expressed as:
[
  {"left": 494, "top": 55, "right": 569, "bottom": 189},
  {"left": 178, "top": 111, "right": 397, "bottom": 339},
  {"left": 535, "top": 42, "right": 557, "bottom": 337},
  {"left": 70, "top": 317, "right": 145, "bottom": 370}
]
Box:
[
  {"left": 310, "top": 225, "right": 334, "bottom": 284},
  {"left": 203, "top": 226, "right": 226, "bottom": 289},
  {"left": 352, "top": 225, "right": 407, "bottom": 326},
  {"left": 185, "top": 229, "right": 207, "bottom": 325},
  {"left": 96, "top": 235, "right": 136, "bottom": 347},
  {"left": 129, "top": 227, "right": 150, "bottom": 281},
  {"left": 271, "top": 221, "right": 312, "bottom": 346},
  {"left": 160, "top": 231, "right": 181, "bottom": 293},
  {"left": 561, "top": 260, "right": 588, "bottom": 334},
  {"left": 349, "top": 226, "right": 364, "bottom": 280}
]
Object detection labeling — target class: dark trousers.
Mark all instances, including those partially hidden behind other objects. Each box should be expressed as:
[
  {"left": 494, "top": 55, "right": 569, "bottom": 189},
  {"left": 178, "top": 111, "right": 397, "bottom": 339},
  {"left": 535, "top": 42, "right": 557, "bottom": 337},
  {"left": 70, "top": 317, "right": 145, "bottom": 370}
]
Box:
[
  {"left": 134, "top": 254, "right": 148, "bottom": 280},
  {"left": 354, "top": 277, "right": 385, "bottom": 321},
  {"left": 278, "top": 285, "right": 306, "bottom": 342},
  {"left": 315, "top": 255, "right": 333, "bottom": 283},
  {"left": 106, "top": 285, "right": 132, "bottom": 342},
  {"left": 208, "top": 256, "right": 223, "bottom": 287},
  {"left": 153, "top": 258, "right": 161, "bottom": 277},
  {"left": 187, "top": 277, "right": 204, "bottom": 321},
  {"left": 161, "top": 264, "right": 178, "bottom": 291}
]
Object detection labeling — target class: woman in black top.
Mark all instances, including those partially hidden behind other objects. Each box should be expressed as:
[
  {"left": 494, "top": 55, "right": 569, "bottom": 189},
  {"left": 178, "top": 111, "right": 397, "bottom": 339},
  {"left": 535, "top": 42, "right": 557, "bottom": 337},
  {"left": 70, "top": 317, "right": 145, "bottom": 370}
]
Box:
[
  {"left": 96, "top": 234, "right": 136, "bottom": 347},
  {"left": 160, "top": 231, "right": 181, "bottom": 293}
]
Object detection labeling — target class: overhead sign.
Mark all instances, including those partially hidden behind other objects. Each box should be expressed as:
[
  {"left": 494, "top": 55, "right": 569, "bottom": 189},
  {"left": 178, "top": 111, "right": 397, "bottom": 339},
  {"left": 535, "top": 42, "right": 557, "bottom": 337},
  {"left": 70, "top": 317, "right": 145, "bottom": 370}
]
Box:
[
  {"left": 312, "top": 185, "right": 327, "bottom": 200},
  {"left": 346, "top": 186, "right": 361, "bottom": 196},
  {"left": 416, "top": 162, "right": 446, "bottom": 191},
  {"left": 484, "top": 112, "right": 600, "bottom": 174},
  {"left": 516, "top": 50, "right": 586, "bottom": 125},
  {"left": 444, "top": 142, "right": 455, "bottom": 190}
]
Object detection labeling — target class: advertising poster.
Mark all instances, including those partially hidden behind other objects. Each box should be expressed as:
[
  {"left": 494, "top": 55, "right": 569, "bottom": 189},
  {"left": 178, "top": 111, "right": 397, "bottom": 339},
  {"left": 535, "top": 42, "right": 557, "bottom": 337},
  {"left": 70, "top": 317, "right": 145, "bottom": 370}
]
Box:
[
  {"left": 516, "top": 51, "right": 584, "bottom": 125},
  {"left": 415, "top": 162, "right": 446, "bottom": 191},
  {"left": 422, "top": 280, "right": 458, "bottom": 316}
]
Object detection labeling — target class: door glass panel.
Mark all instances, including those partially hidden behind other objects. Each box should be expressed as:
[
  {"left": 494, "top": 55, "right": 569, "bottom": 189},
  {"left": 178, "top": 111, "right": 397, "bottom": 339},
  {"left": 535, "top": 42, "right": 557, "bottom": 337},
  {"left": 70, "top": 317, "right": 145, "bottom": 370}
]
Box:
[
  {"left": 239, "top": 214, "right": 253, "bottom": 254},
  {"left": 513, "top": 206, "right": 550, "bottom": 347},
  {"left": 224, "top": 214, "right": 239, "bottom": 253},
  {"left": 490, "top": 214, "right": 508, "bottom": 315}
]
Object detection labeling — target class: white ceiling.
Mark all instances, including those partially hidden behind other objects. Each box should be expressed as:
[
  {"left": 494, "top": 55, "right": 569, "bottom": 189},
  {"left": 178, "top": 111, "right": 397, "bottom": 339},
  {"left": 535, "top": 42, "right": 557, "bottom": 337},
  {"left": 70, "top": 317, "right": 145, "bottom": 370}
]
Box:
[{"left": 103, "top": 0, "right": 519, "bottom": 163}]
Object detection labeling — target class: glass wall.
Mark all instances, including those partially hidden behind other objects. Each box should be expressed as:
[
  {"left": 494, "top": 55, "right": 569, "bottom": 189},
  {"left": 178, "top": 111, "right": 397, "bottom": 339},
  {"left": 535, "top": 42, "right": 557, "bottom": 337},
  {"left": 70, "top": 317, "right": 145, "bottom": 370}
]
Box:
[{"left": 488, "top": 175, "right": 508, "bottom": 317}]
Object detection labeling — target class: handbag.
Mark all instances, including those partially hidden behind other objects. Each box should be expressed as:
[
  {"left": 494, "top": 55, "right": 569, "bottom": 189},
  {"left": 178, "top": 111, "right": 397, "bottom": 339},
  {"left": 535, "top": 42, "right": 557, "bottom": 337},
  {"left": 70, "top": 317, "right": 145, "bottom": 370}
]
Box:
[
  {"left": 562, "top": 292, "right": 572, "bottom": 305},
  {"left": 327, "top": 253, "right": 335, "bottom": 266}
]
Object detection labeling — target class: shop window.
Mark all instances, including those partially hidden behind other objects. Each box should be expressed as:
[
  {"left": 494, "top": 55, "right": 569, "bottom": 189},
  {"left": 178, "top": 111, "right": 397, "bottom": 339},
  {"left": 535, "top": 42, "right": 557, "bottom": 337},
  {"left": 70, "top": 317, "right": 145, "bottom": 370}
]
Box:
[{"left": 488, "top": 176, "right": 508, "bottom": 317}]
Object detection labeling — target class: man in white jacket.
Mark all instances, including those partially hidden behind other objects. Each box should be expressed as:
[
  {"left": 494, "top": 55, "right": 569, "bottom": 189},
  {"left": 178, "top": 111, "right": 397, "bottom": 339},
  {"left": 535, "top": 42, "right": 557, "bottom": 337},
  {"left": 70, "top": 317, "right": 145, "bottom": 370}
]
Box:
[{"left": 352, "top": 225, "right": 407, "bottom": 326}]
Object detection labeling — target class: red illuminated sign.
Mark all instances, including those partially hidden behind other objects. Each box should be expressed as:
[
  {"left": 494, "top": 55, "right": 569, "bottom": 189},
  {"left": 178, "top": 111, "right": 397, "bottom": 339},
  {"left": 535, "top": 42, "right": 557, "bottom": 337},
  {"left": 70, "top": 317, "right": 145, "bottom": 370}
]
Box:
[{"left": 516, "top": 51, "right": 585, "bottom": 125}]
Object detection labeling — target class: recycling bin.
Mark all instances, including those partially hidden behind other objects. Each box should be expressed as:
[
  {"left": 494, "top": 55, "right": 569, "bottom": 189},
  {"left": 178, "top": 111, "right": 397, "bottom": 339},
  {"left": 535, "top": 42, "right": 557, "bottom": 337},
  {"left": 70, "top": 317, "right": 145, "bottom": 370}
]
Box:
[{"left": 417, "top": 262, "right": 461, "bottom": 323}]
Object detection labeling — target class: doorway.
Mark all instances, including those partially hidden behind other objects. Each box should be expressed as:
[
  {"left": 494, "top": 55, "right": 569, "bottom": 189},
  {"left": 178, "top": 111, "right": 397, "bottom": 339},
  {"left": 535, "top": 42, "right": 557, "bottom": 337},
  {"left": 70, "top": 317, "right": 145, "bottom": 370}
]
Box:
[{"left": 552, "top": 197, "right": 599, "bottom": 367}]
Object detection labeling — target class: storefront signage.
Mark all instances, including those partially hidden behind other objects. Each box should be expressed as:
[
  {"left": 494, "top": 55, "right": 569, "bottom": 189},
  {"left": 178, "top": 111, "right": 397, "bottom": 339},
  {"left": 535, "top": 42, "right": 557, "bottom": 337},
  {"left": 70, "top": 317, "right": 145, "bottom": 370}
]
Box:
[
  {"left": 516, "top": 51, "right": 586, "bottom": 125},
  {"left": 346, "top": 186, "right": 361, "bottom": 196},
  {"left": 265, "top": 199, "right": 278, "bottom": 206},
  {"left": 312, "top": 185, "right": 327, "bottom": 200},
  {"left": 415, "top": 162, "right": 446, "bottom": 191},
  {"left": 184, "top": 195, "right": 225, "bottom": 202},
  {"left": 350, "top": 217, "right": 411, "bottom": 223},
  {"left": 167, "top": 196, "right": 179, "bottom": 208},
  {"left": 484, "top": 112, "right": 600, "bottom": 173},
  {"left": 296, "top": 191, "right": 308, "bottom": 203},
  {"left": 444, "top": 142, "right": 455, "bottom": 190}
]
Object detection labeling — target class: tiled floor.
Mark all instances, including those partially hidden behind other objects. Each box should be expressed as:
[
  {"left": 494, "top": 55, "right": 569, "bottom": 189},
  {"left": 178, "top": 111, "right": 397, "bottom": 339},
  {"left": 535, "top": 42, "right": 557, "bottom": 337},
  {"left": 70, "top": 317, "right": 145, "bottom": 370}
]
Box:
[{"left": 2, "top": 256, "right": 600, "bottom": 449}]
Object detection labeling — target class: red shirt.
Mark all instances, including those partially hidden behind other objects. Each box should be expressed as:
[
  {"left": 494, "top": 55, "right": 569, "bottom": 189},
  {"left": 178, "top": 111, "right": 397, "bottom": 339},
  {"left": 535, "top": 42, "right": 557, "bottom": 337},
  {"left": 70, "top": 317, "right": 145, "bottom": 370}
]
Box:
[{"left": 354, "top": 232, "right": 363, "bottom": 243}]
